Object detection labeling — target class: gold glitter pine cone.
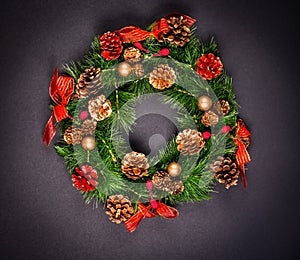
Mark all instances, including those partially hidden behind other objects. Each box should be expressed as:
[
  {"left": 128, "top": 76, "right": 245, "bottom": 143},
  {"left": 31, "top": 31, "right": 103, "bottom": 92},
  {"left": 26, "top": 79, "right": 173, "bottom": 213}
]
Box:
[
  {"left": 105, "top": 195, "right": 134, "bottom": 224},
  {"left": 75, "top": 66, "right": 102, "bottom": 99},
  {"left": 159, "top": 15, "right": 191, "bottom": 47},
  {"left": 63, "top": 126, "right": 82, "bottom": 145},
  {"left": 123, "top": 47, "right": 142, "bottom": 62},
  {"left": 81, "top": 119, "right": 97, "bottom": 136},
  {"left": 152, "top": 171, "right": 184, "bottom": 196},
  {"left": 88, "top": 95, "right": 112, "bottom": 121},
  {"left": 201, "top": 111, "right": 219, "bottom": 127},
  {"left": 214, "top": 100, "right": 230, "bottom": 116},
  {"left": 149, "top": 64, "right": 176, "bottom": 90},
  {"left": 176, "top": 129, "right": 205, "bottom": 155},
  {"left": 210, "top": 156, "right": 240, "bottom": 189},
  {"left": 121, "top": 152, "right": 149, "bottom": 180}
]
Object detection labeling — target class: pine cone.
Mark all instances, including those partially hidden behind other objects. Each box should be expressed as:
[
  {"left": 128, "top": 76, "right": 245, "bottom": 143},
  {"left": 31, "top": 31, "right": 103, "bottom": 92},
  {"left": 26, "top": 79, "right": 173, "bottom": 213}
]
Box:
[
  {"left": 105, "top": 195, "right": 134, "bottom": 224},
  {"left": 165, "top": 180, "right": 184, "bottom": 195},
  {"left": 64, "top": 126, "right": 82, "bottom": 145},
  {"left": 88, "top": 95, "right": 112, "bottom": 121},
  {"left": 121, "top": 152, "right": 149, "bottom": 180},
  {"left": 210, "top": 156, "right": 240, "bottom": 189},
  {"left": 214, "top": 100, "right": 230, "bottom": 116},
  {"left": 176, "top": 129, "right": 205, "bottom": 155},
  {"left": 159, "top": 15, "right": 191, "bottom": 47},
  {"left": 123, "top": 47, "right": 142, "bottom": 62},
  {"left": 201, "top": 111, "right": 219, "bottom": 127},
  {"left": 149, "top": 64, "right": 176, "bottom": 90},
  {"left": 132, "top": 63, "right": 145, "bottom": 78},
  {"left": 81, "top": 119, "right": 97, "bottom": 136},
  {"left": 196, "top": 53, "right": 223, "bottom": 80},
  {"left": 72, "top": 165, "right": 98, "bottom": 192},
  {"left": 152, "top": 171, "right": 172, "bottom": 190},
  {"left": 75, "top": 66, "right": 102, "bottom": 99},
  {"left": 99, "top": 31, "right": 123, "bottom": 60}
]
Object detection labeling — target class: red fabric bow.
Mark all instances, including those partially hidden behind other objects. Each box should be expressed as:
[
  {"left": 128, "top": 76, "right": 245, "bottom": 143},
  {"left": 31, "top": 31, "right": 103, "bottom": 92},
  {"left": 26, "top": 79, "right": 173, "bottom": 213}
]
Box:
[
  {"left": 43, "top": 68, "right": 74, "bottom": 146},
  {"left": 234, "top": 119, "right": 251, "bottom": 187},
  {"left": 124, "top": 201, "right": 178, "bottom": 232},
  {"left": 118, "top": 13, "right": 196, "bottom": 43}
]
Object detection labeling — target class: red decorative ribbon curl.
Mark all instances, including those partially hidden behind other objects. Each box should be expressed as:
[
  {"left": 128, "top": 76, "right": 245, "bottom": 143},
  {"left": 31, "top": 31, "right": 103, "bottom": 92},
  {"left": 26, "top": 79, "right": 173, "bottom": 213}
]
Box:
[
  {"left": 124, "top": 201, "right": 178, "bottom": 232},
  {"left": 234, "top": 118, "right": 251, "bottom": 187},
  {"left": 118, "top": 13, "right": 196, "bottom": 43},
  {"left": 43, "top": 68, "right": 74, "bottom": 146}
]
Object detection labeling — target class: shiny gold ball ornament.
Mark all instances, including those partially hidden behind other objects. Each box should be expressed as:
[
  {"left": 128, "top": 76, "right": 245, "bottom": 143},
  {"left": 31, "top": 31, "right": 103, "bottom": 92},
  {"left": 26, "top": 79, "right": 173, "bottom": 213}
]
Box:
[
  {"left": 197, "top": 95, "right": 213, "bottom": 111},
  {"left": 81, "top": 136, "right": 96, "bottom": 151},
  {"left": 117, "top": 62, "right": 132, "bottom": 77},
  {"left": 167, "top": 162, "right": 182, "bottom": 177}
]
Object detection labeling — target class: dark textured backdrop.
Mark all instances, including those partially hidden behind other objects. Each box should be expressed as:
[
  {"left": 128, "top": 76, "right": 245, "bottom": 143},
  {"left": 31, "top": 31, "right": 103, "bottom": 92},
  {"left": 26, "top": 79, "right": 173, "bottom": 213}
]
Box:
[{"left": 0, "top": 0, "right": 299, "bottom": 259}]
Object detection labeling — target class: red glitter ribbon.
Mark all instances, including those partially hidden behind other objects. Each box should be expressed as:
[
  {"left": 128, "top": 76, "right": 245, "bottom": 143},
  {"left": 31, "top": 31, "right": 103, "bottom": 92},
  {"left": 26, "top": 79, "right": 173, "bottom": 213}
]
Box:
[
  {"left": 124, "top": 201, "right": 178, "bottom": 232},
  {"left": 234, "top": 119, "right": 251, "bottom": 187},
  {"left": 118, "top": 13, "right": 196, "bottom": 43},
  {"left": 43, "top": 68, "right": 74, "bottom": 146}
]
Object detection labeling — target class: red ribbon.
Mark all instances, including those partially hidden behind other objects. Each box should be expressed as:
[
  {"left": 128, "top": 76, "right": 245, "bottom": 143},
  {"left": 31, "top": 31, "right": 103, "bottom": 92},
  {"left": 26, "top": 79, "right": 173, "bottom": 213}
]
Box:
[
  {"left": 118, "top": 13, "right": 196, "bottom": 43},
  {"left": 43, "top": 68, "right": 74, "bottom": 146},
  {"left": 124, "top": 201, "right": 178, "bottom": 232},
  {"left": 234, "top": 119, "right": 251, "bottom": 187}
]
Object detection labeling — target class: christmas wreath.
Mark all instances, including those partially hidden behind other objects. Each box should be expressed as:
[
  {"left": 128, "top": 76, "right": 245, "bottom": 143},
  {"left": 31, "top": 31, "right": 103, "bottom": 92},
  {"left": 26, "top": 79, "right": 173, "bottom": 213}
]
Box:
[{"left": 43, "top": 13, "right": 251, "bottom": 232}]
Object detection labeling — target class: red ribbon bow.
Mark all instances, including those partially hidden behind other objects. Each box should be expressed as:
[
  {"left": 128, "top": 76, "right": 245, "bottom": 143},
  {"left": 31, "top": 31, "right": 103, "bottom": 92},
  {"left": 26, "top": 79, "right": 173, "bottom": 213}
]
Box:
[
  {"left": 43, "top": 68, "right": 74, "bottom": 146},
  {"left": 124, "top": 201, "right": 178, "bottom": 232},
  {"left": 234, "top": 118, "right": 251, "bottom": 187},
  {"left": 118, "top": 13, "right": 196, "bottom": 43}
]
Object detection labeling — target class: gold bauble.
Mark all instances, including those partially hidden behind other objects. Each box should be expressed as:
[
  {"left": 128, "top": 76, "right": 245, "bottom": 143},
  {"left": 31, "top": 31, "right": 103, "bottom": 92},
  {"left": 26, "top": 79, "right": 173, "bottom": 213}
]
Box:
[
  {"left": 81, "top": 136, "right": 96, "bottom": 151},
  {"left": 197, "top": 96, "right": 213, "bottom": 111},
  {"left": 167, "top": 162, "right": 182, "bottom": 177},
  {"left": 117, "top": 62, "right": 132, "bottom": 77}
]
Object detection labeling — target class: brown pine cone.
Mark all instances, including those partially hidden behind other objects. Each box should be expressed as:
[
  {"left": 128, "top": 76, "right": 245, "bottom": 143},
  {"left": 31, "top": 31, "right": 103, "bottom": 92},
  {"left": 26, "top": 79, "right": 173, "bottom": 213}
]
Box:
[
  {"left": 121, "top": 152, "right": 149, "bottom": 180},
  {"left": 88, "top": 95, "right": 112, "bottom": 121},
  {"left": 214, "top": 100, "right": 230, "bottom": 116},
  {"left": 64, "top": 126, "right": 82, "bottom": 145},
  {"left": 201, "top": 111, "right": 219, "bottom": 127},
  {"left": 81, "top": 119, "right": 97, "bottom": 136},
  {"left": 75, "top": 66, "right": 102, "bottom": 99},
  {"left": 165, "top": 180, "right": 184, "bottom": 195},
  {"left": 210, "top": 156, "right": 240, "bottom": 189},
  {"left": 152, "top": 171, "right": 172, "bottom": 190},
  {"left": 123, "top": 47, "right": 142, "bottom": 62},
  {"left": 176, "top": 129, "right": 205, "bottom": 155},
  {"left": 105, "top": 195, "right": 134, "bottom": 224},
  {"left": 149, "top": 64, "right": 176, "bottom": 90},
  {"left": 159, "top": 15, "right": 191, "bottom": 47},
  {"left": 132, "top": 63, "right": 145, "bottom": 78}
]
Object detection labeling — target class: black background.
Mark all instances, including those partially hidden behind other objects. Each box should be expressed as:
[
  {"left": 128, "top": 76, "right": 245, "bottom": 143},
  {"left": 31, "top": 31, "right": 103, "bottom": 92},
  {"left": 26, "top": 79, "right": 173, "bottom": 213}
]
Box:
[{"left": 0, "top": 0, "right": 299, "bottom": 259}]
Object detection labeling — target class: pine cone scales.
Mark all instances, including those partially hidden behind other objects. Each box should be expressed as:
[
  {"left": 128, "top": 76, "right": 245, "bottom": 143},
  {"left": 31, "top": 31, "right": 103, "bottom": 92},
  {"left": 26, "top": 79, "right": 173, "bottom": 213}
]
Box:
[
  {"left": 105, "top": 195, "right": 134, "bottom": 224},
  {"left": 121, "top": 152, "right": 149, "bottom": 180},
  {"left": 152, "top": 171, "right": 184, "bottom": 195},
  {"left": 214, "top": 100, "right": 230, "bottom": 116},
  {"left": 176, "top": 129, "right": 205, "bottom": 155},
  {"left": 210, "top": 156, "right": 240, "bottom": 189},
  {"left": 159, "top": 15, "right": 191, "bottom": 47},
  {"left": 81, "top": 119, "right": 97, "bottom": 136},
  {"left": 99, "top": 31, "right": 123, "bottom": 60},
  {"left": 201, "top": 111, "right": 219, "bottom": 127},
  {"left": 123, "top": 47, "right": 142, "bottom": 61},
  {"left": 64, "top": 126, "right": 82, "bottom": 145},
  {"left": 76, "top": 66, "right": 102, "bottom": 98},
  {"left": 149, "top": 64, "right": 176, "bottom": 90},
  {"left": 88, "top": 95, "right": 112, "bottom": 121}
]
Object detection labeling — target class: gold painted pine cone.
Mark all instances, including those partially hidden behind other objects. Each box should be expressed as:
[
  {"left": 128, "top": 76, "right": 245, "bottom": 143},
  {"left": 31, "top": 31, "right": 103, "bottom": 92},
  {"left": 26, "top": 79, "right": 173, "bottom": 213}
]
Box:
[
  {"left": 210, "top": 156, "right": 240, "bottom": 189},
  {"left": 214, "top": 100, "right": 230, "bottom": 116},
  {"left": 105, "top": 195, "right": 134, "bottom": 224},
  {"left": 88, "top": 95, "right": 112, "bottom": 121},
  {"left": 152, "top": 171, "right": 184, "bottom": 195},
  {"left": 75, "top": 66, "right": 102, "bottom": 99},
  {"left": 201, "top": 111, "right": 219, "bottom": 127},
  {"left": 81, "top": 119, "right": 97, "bottom": 136},
  {"left": 121, "top": 151, "right": 149, "bottom": 180},
  {"left": 123, "top": 47, "right": 142, "bottom": 61},
  {"left": 176, "top": 129, "right": 205, "bottom": 155},
  {"left": 63, "top": 126, "right": 82, "bottom": 145},
  {"left": 149, "top": 64, "right": 176, "bottom": 90}
]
